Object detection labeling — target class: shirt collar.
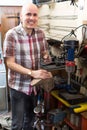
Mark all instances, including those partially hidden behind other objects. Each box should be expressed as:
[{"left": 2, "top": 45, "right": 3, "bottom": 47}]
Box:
[{"left": 15, "top": 23, "right": 38, "bottom": 36}]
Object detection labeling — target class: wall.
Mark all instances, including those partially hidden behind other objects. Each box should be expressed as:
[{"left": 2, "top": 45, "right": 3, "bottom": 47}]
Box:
[
  {"left": 0, "top": 0, "right": 32, "bottom": 24},
  {"left": 0, "top": 0, "right": 32, "bottom": 50},
  {"left": 0, "top": 0, "right": 32, "bottom": 6},
  {"left": 38, "top": 0, "right": 86, "bottom": 42},
  {"left": 38, "top": 0, "right": 87, "bottom": 90}
]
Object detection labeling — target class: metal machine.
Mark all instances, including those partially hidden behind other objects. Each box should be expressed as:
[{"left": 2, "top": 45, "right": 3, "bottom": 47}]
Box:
[
  {"left": 40, "top": 28, "right": 87, "bottom": 104},
  {"left": 64, "top": 39, "right": 79, "bottom": 93},
  {"left": 41, "top": 34, "right": 79, "bottom": 93}
]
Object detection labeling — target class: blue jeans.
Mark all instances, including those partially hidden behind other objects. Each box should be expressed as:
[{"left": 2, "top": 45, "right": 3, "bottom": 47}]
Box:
[{"left": 10, "top": 88, "right": 37, "bottom": 130}]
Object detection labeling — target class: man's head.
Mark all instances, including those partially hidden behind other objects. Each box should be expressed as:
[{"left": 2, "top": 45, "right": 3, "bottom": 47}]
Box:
[{"left": 20, "top": 3, "right": 38, "bottom": 32}]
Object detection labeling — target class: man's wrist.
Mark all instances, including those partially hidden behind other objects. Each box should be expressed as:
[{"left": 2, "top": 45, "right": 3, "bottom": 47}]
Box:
[{"left": 28, "top": 70, "right": 32, "bottom": 76}]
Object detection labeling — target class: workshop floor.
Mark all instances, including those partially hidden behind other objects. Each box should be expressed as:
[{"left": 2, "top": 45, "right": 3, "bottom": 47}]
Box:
[{"left": 0, "top": 111, "right": 11, "bottom": 130}]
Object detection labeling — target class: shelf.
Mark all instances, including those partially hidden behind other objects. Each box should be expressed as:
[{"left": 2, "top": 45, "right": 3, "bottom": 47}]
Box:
[
  {"left": 64, "top": 118, "right": 80, "bottom": 130},
  {"left": 51, "top": 90, "right": 87, "bottom": 113}
]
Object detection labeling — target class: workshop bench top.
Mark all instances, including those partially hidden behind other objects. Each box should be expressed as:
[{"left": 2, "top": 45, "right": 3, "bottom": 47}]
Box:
[{"left": 51, "top": 90, "right": 87, "bottom": 113}]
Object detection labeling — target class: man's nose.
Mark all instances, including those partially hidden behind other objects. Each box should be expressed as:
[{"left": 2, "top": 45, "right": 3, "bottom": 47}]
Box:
[{"left": 30, "top": 15, "right": 35, "bottom": 19}]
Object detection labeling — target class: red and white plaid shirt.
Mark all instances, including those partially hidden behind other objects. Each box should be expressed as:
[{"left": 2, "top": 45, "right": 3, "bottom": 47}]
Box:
[{"left": 3, "top": 24, "right": 48, "bottom": 95}]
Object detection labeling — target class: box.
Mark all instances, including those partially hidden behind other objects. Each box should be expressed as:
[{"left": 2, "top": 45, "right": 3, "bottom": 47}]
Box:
[{"left": 47, "top": 108, "right": 67, "bottom": 124}]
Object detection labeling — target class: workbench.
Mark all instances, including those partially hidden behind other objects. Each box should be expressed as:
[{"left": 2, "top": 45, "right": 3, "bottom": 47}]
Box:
[
  {"left": 51, "top": 90, "right": 87, "bottom": 113},
  {"left": 51, "top": 90, "right": 87, "bottom": 130}
]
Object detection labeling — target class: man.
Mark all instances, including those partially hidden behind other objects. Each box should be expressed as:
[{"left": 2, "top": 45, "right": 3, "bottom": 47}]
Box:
[{"left": 3, "top": 3, "right": 52, "bottom": 130}]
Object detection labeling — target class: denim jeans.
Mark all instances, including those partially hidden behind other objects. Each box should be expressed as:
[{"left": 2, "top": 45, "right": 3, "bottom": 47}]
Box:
[{"left": 10, "top": 88, "right": 37, "bottom": 130}]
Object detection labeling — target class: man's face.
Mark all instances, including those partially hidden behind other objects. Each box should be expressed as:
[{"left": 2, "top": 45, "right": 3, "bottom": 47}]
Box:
[{"left": 20, "top": 5, "right": 38, "bottom": 30}]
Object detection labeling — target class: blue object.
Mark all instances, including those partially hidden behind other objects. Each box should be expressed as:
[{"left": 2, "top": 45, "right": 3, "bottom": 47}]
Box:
[{"left": 67, "top": 48, "right": 74, "bottom": 61}]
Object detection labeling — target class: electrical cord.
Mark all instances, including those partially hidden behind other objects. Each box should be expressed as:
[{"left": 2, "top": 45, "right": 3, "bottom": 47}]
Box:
[
  {"left": 70, "top": 0, "right": 78, "bottom": 7},
  {"left": 61, "top": 24, "right": 87, "bottom": 42}
]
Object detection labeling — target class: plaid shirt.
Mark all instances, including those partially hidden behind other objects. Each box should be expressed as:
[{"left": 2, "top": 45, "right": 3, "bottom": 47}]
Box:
[{"left": 3, "top": 24, "right": 48, "bottom": 95}]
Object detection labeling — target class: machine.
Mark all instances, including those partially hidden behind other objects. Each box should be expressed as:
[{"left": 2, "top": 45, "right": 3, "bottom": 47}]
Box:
[
  {"left": 64, "top": 39, "right": 79, "bottom": 93},
  {"left": 40, "top": 29, "right": 87, "bottom": 105},
  {"left": 40, "top": 34, "right": 79, "bottom": 94}
]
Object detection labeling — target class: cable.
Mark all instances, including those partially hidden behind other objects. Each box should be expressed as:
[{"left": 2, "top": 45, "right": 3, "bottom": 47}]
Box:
[
  {"left": 70, "top": 0, "right": 78, "bottom": 7},
  {"left": 61, "top": 24, "right": 87, "bottom": 42}
]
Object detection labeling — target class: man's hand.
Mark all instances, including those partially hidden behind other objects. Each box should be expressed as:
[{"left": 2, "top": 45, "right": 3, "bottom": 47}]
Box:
[
  {"left": 42, "top": 51, "right": 52, "bottom": 63},
  {"left": 31, "top": 69, "right": 52, "bottom": 79}
]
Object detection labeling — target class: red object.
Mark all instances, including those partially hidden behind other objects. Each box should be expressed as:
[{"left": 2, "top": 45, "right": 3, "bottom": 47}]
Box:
[
  {"left": 81, "top": 116, "right": 87, "bottom": 130},
  {"left": 85, "top": 45, "right": 87, "bottom": 48},
  {"left": 66, "top": 61, "right": 75, "bottom": 67},
  {"left": 79, "top": 68, "right": 83, "bottom": 75}
]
